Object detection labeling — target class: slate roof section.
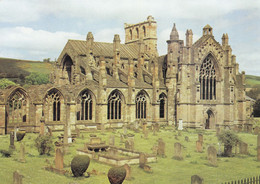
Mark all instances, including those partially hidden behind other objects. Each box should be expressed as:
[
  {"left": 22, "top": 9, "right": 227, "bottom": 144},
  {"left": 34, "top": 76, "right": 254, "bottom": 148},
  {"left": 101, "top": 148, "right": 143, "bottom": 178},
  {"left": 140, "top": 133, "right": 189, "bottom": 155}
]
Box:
[{"left": 68, "top": 40, "right": 150, "bottom": 60}]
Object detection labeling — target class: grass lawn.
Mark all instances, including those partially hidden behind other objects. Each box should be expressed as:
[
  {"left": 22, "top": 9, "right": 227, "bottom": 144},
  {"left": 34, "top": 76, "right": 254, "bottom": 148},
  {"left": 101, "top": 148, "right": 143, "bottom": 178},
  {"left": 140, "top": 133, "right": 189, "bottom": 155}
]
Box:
[{"left": 0, "top": 128, "right": 259, "bottom": 184}]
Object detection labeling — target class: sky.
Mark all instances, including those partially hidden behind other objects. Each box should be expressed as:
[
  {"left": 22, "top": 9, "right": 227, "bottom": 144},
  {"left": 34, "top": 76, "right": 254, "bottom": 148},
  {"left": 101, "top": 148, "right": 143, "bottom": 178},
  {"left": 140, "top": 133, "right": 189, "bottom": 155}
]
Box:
[{"left": 0, "top": 0, "right": 259, "bottom": 75}]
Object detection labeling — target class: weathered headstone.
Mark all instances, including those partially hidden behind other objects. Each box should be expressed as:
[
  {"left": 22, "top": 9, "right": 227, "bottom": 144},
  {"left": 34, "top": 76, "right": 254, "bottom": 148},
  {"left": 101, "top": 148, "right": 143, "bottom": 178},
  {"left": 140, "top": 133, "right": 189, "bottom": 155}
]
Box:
[
  {"left": 207, "top": 145, "right": 217, "bottom": 166},
  {"left": 191, "top": 175, "right": 204, "bottom": 184},
  {"left": 55, "top": 147, "right": 63, "bottom": 170},
  {"left": 198, "top": 134, "right": 203, "bottom": 143},
  {"left": 239, "top": 141, "right": 248, "bottom": 155},
  {"left": 196, "top": 141, "right": 203, "bottom": 153},
  {"left": 157, "top": 138, "right": 165, "bottom": 157},
  {"left": 109, "top": 135, "right": 115, "bottom": 146},
  {"left": 139, "top": 153, "right": 147, "bottom": 168},
  {"left": 13, "top": 170, "right": 23, "bottom": 184},
  {"left": 19, "top": 143, "right": 25, "bottom": 163},
  {"left": 178, "top": 119, "right": 183, "bottom": 130},
  {"left": 123, "top": 164, "right": 131, "bottom": 180},
  {"left": 173, "top": 142, "right": 183, "bottom": 160},
  {"left": 9, "top": 132, "right": 15, "bottom": 150}
]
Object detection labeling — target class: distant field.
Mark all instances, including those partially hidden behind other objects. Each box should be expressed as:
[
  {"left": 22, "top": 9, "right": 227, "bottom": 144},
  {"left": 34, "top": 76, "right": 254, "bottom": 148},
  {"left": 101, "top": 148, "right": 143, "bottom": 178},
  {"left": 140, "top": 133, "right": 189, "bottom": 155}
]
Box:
[
  {"left": 0, "top": 57, "right": 53, "bottom": 84},
  {"left": 245, "top": 75, "right": 260, "bottom": 88}
]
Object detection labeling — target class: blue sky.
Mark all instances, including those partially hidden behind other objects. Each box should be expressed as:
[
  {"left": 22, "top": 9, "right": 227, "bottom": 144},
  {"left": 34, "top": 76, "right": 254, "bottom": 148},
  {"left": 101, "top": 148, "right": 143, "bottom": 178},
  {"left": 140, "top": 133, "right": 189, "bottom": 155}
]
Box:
[{"left": 0, "top": 0, "right": 259, "bottom": 75}]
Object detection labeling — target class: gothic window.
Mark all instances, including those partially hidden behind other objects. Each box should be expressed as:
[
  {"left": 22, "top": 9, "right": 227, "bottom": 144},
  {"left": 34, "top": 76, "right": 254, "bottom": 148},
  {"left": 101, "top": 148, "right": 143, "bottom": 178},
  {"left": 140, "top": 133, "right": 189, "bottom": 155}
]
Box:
[
  {"left": 136, "top": 92, "right": 147, "bottom": 119},
  {"left": 159, "top": 93, "right": 167, "bottom": 119},
  {"left": 107, "top": 90, "right": 122, "bottom": 120},
  {"left": 143, "top": 26, "right": 146, "bottom": 37},
  {"left": 7, "top": 89, "right": 28, "bottom": 124},
  {"left": 45, "top": 89, "right": 62, "bottom": 122},
  {"left": 136, "top": 28, "right": 139, "bottom": 39},
  {"left": 199, "top": 55, "right": 216, "bottom": 100},
  {"left": 63, "top": 55, "right": 73, "bottom": 83},
  {"left": 77, "top": 90, "right": 93, "bottom": 121},
  {"left": 130, "top": 29, "right": 133, "bottom": 40}
]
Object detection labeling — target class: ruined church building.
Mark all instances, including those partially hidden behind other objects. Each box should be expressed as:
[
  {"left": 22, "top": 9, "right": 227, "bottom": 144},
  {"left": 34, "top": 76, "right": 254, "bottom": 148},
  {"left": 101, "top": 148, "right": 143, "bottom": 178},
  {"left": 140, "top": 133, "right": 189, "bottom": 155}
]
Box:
[{"left": 0, "top": 16, "right": 251, "bottom": 134}]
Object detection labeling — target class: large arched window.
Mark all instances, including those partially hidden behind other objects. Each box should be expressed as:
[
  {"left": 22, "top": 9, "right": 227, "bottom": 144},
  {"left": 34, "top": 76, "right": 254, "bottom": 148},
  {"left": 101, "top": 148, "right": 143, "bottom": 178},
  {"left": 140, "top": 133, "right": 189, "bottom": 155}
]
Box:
[
  {"left": 159, "top": 93, "right": 167, "bottom": 119},
  {"left": 77, "top": 90, "right": 93, "bottom": 121},
  {"left": 199, "top": 55, "right": 216, "bottom": 100},
  {"left": 62, "top": 55, "right": 73, "bottom": 83},
  {"left": 44, "top": 89, "right": 63, "bottom": 122},
  {"left": 107, "top": 90, "right": 122, "bottom": 120},
  {"left": 136, "top": 92, "right": 147, "bottom": 119},
  {"left": 7, "top": 89, "right": 28, "bottom": 124}
]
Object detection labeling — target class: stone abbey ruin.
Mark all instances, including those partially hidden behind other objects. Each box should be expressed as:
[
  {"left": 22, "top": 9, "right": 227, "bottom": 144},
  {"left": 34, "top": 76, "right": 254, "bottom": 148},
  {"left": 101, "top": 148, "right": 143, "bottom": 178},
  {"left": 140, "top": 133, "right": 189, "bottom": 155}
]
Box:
[{"left": 0, "top": 16, "right": 253, "bottom": 135}]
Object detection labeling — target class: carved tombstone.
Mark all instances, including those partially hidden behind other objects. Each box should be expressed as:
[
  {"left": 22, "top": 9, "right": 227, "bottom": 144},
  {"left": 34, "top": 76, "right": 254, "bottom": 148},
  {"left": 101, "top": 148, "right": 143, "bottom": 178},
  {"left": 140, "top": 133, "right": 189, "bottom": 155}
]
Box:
[
  {"left": 173, "top": 142, "right": 183, "bottom": 160},
  {"left": 196, "top": 141, "right": 203, "bottom": 153},
  {"left": 13, "top": 171, "right": 23, "bottom": 184},
  {"left": 157, "top": 138, "right": 165, "bottom": 157},
  {"left": 239, "top": 141, "right": 248, "bottom": 155},
  {"left": 9, "top": 132, "right": 15, "bottom": 150},
  {"left": 207, "top": 146, "right": 217, "bottom": 166},
  {"left": 139, "top": 153, "right": 147, "bottom": 168}
]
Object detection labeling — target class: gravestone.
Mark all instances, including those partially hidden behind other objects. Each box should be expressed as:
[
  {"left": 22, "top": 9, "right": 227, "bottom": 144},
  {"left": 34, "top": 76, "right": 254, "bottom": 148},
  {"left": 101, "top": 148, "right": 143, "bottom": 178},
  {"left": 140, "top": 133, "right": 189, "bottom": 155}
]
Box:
[
  {"left": 157, "top": 138, "right": 165, "bottom": 157},
  {"left": 55, "top": 147, "right": 63, "bottom": 170},
  {"left": 123, "top": 164, "right": 131, "bottom": 180},
  {"left": 178, "top": 119, "right": 183, "bottom": 130},
  {"left": 207, "top": 146, "right": 217, "bottom": 166},
  {"left": 239, "top": 141, "right": 248, "bottom": 155},
  {"left": 9, "top": 132, "right": 15, "bottom": 150},
  {"left": 198, "top": 134, "right": 203, "bottom": 143},
  {"left": 142, "top": 122, "right": 147, "bottom": 133},
  {"left": 191, "top": 175, "right": 204, "bottom": 184},
  {"left": 13, "top": 170, "right": 23, "bottom": 184},
  {"left": 196, "top": 141, "right": 203, "bottom": 153},
  {"left": 109, "top": 135, "right": 115, "bottom": 146},
  {"left": 19, "top": 143, "right": 26, "bottom": 163},
  {"left": 254, "top": 126, "right": 260, "bottom": 135},
  {"left": 127, "top": 136, "right": 134, "bottom": 150},
  {"left": 173, "top": 142, "right": 183, "bottom": 160},
  {"left": 139, "top": 153, "right": 147, "bottom": 168}
]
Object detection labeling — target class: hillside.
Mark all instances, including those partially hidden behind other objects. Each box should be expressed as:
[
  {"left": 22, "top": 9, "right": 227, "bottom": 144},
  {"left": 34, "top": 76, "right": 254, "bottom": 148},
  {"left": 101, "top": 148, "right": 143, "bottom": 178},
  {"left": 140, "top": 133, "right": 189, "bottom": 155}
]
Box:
[
  {"left": 245, "top": 74, "right": 260, "bottom": 88},
  {"left": 0, "top": 57, "right": 53, "bottom": 84}
]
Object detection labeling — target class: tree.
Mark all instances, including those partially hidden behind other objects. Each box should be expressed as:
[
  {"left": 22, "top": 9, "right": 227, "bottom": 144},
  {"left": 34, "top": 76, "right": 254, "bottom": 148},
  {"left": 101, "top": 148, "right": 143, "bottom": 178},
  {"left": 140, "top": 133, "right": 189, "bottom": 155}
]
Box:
[
  {"left": 217, "top": 131, "right": 240, "bottom": 157},
  {"left": 246, "top": 85, "right": 260, "bottom": 100},
  {"left": 25, "top": 72, "right": 49, "bottom": 85},
  {"left": 252, "top": 99, "right": 260, "bottom": 117},
  {"left": 0, "top": 78, "right": 16, "bottom": 89}
]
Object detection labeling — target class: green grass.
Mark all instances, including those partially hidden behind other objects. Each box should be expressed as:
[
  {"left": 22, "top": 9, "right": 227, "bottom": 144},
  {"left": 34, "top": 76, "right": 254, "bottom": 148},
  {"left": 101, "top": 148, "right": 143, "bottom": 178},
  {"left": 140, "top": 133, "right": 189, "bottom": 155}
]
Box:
[
  {"left": 0, "top": 128, "right": 259, "bottom": 184},
  {"left": 245, "top": 75, "right": 260, "bottom": 88}
]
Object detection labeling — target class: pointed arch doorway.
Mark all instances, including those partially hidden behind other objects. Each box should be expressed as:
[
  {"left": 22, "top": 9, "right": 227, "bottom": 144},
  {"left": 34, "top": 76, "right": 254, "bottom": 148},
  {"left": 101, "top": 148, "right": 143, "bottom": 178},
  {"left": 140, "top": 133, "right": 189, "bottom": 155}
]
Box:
[{"left": 205, "top": 110, "right": 215, "bottom": 129}]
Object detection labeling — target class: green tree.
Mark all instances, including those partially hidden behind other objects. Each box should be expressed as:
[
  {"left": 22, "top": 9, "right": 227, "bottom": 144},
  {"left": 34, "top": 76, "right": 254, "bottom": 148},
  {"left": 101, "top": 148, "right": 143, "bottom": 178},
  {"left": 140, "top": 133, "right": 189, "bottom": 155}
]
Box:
[
  {"left": 217, "top": 131, "right": 240, "bottom": 157},
  {"left": 25, "top": 72, "right": 49, "bottom": 85},
  {"left": 0, "top": 78, "right": 16, "bottom": 89},
  {"left": 252, "top": 99, "right": 260, "bottom": 117}
]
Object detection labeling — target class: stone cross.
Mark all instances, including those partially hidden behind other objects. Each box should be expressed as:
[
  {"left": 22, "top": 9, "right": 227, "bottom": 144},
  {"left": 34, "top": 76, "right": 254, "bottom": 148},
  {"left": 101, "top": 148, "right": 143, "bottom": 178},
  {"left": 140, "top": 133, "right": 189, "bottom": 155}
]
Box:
[
  {"left": 9, "top": 132, "right": 15, "bottom": 150},
  {"left": 13, "top": 170, "right": 23, "bottom": 184},
  {"left": 207, "top": 145, "right": 217, "bottom": 166},
  {"left": 191, "top": 175, "right": 204, "bottom": 184},
  {"left": 55, "top": 146, "right": 64, "bottom": 170},
  {"left": 19, "top": 143, "right": 26, "bottom": 163},
  {"left": 173, "top": 142, "right": 183, "bottom": 160}
]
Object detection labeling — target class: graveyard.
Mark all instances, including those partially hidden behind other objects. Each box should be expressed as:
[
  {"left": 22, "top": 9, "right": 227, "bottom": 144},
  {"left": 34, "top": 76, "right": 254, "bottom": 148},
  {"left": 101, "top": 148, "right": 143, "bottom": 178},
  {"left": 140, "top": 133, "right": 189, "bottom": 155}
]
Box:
[{"left": 1, "top": 120, "right": 260, "bottom": 184}]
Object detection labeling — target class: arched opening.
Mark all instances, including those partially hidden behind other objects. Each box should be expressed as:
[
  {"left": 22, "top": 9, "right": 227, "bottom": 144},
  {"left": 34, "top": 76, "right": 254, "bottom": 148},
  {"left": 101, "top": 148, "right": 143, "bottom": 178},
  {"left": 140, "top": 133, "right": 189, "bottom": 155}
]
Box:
[
  {"left": 107, "top": 90, "right": 123, "bottom": 120},
  {"left": 44, "top": 88, "right": 63, "bottom": 122},
  {"left": 77, "top": 89, "right": 94, "bottom": 121},
  {"left": 130, "top": 29, "right": 133, "bottom": 40},
  {"left": 62, "top": 55, "right": 73, "bottom": 83},
  {"left": 159, "top": 93, "right": 167, "bottom": 119},
  {"left": 136, "top": 28, "right": 139, "bottom": 39},
  {"left": 205, "top": 110, "right": 215, "bottom": 129},
  {"left": 143, "top": 26, "right": 146, "bottom": 37},
  {"left": 199, "top": 54, "right": 216, "bottom": 100},
  {"left": 136, "top": 91, "right": 148, "bottom": 119},
  {"left": 5, "top": 88, "right": 28, "bottom": 134}
]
